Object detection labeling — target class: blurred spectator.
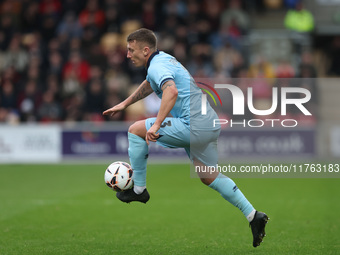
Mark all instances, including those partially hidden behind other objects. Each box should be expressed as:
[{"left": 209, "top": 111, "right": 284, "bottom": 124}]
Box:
[
  {"left": 24, "top": 64, "right": 43, "bottom": 89},
  {"left": 142, "top": 0, "right": 157, "bottom": 30},
  {"left": 284, "top": 0, "right": 300, "bottom": 9},
  {"left": 78, "top": 0, "right": 105, "bottom": 31},
  {"left": 17, "top": 79, "right": 42, "bottom": 122},
  {"left": 63, "top": 93, "right": 84, "bottom": 122},
  {"left": 248, "top": 56, "right": 276, "bottom": 79},
  {"left": 187, "top": 44, "right": 214, "bottom": 78},
  {"left": 0, "top": 80, "right": 17, "bottom": 109},
  {"left": 61, "top": 0, "right": 85, "bottom": 16},
  {"left": 173, "top": 41, "right": 187, "bottom": 65},
  {"left": 284, "top": 1, "right": 314, "bottom": 33},
  {"left": 298, "top": 51, "right": 317, "bottom": 78},
  {"left": 1, "top": 66, "right": 20, "bottom": 84},
  {"left": 39, "top": 0, "right": 62, "bottom": 15},
  {"left": 0, "top": 0, "right": 21, "bottom": 47},
  {"left": 263, "top": 0, "right": 282, "bottom": 10},
  {"left": 85, "top": 44, "right": 106, "bottom": 69},
  {"left": 39, "top": 0, "right": 62, "bottom": 41},
  {"left": 212, "top": 0, "right": 250, "bottom": 51},
  {"left": 220, "top": 0, "right": 250, "bottom": 35},
  {"left": 185, "top": 0, "right": 200, "bottom": 26},
  {"left": 327, "top": 36, "right": 340, "bottom": 76},
  {"left": 214, "top": 42, "right": 245, "bottom": 77},
  {"left": 276, "top": 60, "right": 295, "bottom": 78},
  {"left": 45, "top": 74, "right": 62, "bottom": 100},
  {"left": 202, "top": 0, "right": 224, "bottom": 33},
  {"left": 47, "top": 50, "right": 63, "bottom": 77},
  {"left": 23, "top": 33, "right": 46, "bottom": 74},
  {"left": 163, "top": 0, "right": 187, "bottom": 19},
  {"left": 1, "top": 35, "right": 29, "bottom": 73},
  {"left": 248, "top": 56, "right": 276, "bottom": 99},
  {"left": 20, "top": 1, "right": 40, "bottom": 34},
  {"left": 68, "top": 37, "right": 82, "bottom": 53},
  {"left": 37, "top": 90, "right": 63, "bottom": 122},
  {"left": 62, "top": 50, "right": 90, "bottom": 86},
  {"left": 104, "top": 3, "right": 121, "bottom": 33},
  {"left": 81, "top": 26, "right": 100, "bottom": 54},
  {"left": 57, "top": 12, "right": 83, "bottom": 44},
  {"left": 0, "top": 107, "right": 20, "bottom": 123},
  {"left": 122, "top": 0, "right": 143, "bottom": 21},
  {"left": 47, "top": 37, "right": 65, "bottom": 59},
  {"left": 83, "top": 79, "right": 106, "bottom": 120}
]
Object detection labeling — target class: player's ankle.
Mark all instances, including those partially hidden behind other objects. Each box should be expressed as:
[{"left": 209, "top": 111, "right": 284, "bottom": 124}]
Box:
[
  {"left": 134, "top": 185, "right": 146, "bottom": 194},
  {"left": 247, "top": 209, "right": 256, "bottom": 223}
]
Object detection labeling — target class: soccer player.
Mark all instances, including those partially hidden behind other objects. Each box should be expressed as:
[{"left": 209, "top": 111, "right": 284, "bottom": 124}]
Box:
[{"left": 103, "top": 28, "right": 268, "bottom": 247}]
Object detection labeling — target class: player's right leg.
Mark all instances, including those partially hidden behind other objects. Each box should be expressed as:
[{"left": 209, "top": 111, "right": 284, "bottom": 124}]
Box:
[{"left": 194, "top": 157, "right": 257, "bottom": 222}]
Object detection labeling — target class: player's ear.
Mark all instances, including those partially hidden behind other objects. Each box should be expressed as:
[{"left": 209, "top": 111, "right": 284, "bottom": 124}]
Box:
[{"left": 143, "top": 46, "right": 150, "bottom": 57}]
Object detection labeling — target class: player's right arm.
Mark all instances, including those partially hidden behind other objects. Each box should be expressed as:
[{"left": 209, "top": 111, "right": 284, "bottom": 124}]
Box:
[{"left": 103, "top": 79, "right": 153, "bottom": 116}]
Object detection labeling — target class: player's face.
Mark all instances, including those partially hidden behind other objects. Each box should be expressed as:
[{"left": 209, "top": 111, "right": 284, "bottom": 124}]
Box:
[{"left": 127, "top": 41, "right": 147, "bottom": 67}]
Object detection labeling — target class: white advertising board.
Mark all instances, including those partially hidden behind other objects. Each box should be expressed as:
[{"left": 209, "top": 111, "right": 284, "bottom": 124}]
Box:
[{"left": 0, "top": 125, "right": 61, "bottom": 163}]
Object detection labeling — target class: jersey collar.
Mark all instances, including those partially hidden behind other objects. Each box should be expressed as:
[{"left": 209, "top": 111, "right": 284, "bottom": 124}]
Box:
[{"left": 146, "top": 50, "right": 159, "bottom": 70}]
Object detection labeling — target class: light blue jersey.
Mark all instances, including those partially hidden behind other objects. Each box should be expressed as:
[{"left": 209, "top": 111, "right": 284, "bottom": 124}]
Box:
[
  {"left": 144, "top": 50, "right": 220, "bottom": 166},
  {"left": 146, "top": 51, "right": 219, "bottom": 131}
]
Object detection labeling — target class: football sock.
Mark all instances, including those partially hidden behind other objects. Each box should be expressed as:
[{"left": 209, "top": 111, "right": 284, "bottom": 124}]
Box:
[
  {"left": 209, "top": 173, "right": 255, "bottom": 221},
  {"left": 247, "top": 209, "right": 256, "bottom": 222},
  {"left": 134, "top": 185, "right": 146, "bottom": 195},
  {"left": 128, "top": 132, "right": 149, "bottom": 187}
]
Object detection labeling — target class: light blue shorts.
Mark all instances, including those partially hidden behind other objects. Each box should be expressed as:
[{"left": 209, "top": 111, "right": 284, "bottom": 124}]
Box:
[{"left": 145, "top": 117, "right": 220, "bottom": 166}]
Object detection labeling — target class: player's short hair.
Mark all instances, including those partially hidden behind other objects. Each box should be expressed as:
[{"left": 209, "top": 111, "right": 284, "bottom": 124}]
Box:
[{"left": 127, "top": 28, "right": 157, "bottom": 49}]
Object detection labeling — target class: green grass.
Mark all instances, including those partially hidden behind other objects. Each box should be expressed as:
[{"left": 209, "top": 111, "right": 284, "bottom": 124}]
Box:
[{"left": 0, "top": 164, "right": 339, "bottom": 255}]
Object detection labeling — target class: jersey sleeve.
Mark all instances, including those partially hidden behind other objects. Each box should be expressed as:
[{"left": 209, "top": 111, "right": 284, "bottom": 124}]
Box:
[{"left": 148, "top": 64, "right": 175, "bottom": 90}]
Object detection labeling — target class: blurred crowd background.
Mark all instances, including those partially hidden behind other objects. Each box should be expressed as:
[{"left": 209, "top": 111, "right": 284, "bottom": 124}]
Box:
[{"left": 0, "top": 0, "right": 339, "bottom": 124}]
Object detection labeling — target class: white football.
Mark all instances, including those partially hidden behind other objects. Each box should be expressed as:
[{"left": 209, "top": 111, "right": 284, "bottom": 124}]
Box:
[{"left": 104, "top": 161, "right": 133, "bottom": 192}]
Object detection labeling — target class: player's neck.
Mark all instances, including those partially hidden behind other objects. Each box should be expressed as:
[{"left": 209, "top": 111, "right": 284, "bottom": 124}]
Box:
[{"left": 145, "top": 49, "right": 159, "bottom": 69}]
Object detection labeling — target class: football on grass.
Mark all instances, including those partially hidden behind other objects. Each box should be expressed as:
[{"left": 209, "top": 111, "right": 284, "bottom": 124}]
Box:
[{"left": 105, "top": 161, "right": 133, "bottom": 192}]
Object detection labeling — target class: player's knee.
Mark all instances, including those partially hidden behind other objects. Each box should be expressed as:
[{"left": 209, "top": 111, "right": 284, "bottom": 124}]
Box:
[
  {"left": 128, "top": 123, "right": 136, "bottom": 134},
  {"left": 128, "top": 121, "right": 146, "bottom": 139},
  {"left": 128, "top": 123, "right": 140, "bottom": 136},
  {"left": 200, "top": 177, "right": 215, "bottom": 186}
]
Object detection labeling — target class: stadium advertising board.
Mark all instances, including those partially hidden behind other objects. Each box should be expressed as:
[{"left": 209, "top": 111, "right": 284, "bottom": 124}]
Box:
[
  {"left": 0, "top": 125, "right": 61, "bottom": 163},
  {"left": 218, "top": 129, "right": 315, "bottom": 158},
  {"left": 61, "top": 127, "right": 315, "bottom": 160},
  {"left": 62, "top": 129, "right": 186, "bottom": 159}
]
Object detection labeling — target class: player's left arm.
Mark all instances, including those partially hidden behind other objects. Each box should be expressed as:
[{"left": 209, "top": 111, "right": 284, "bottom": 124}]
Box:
[{"left": 145, "top": 80, "right": 178, "bottom": 145}]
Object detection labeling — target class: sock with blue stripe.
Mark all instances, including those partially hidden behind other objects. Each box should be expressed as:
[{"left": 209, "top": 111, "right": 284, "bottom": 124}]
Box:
[
  {"left": 128, "top": 132, "right": 148, "bottom": 194},
  {"left": 209, "top": 173, "right": 256, "bottom": 222}
]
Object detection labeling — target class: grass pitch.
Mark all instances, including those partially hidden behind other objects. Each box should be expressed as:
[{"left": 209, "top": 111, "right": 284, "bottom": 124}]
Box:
[{"left": 0, "top": 164, "right": 339, "bottom": 255}]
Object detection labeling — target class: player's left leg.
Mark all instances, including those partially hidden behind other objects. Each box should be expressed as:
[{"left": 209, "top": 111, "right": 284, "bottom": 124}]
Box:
[
  {"left": 195, "top": 159, "right": 268, "bottom": 247},
  {"left": 130, "top": 117, "right": 190, "bottom": 191},
  {"left": 117, "top": 117, "right": 190, "bottom": 204},
  {"left": 116, "top": 120, "right": 150, "bottom": 203},
  {"left": 127, "top": 120, "right": 148, "bottom": 193},
  {"left": 191, "top": 131, "right": 268, "bottom": 247}
]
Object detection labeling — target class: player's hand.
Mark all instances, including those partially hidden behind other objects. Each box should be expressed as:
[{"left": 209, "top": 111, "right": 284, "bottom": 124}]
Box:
[
  {"left": 103, "top": 102, "right": 126, "bottom": 117},
  {"left": 145, "top": 124, "right": 160, "bottom": 145}
]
